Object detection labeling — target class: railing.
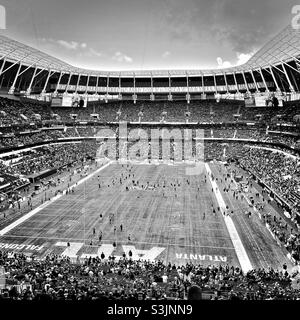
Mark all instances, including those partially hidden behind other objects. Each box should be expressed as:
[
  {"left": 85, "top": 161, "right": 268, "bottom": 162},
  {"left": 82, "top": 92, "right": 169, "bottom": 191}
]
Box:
[{"left": 53, "top": 82, "right": 272, "bottom": 94}]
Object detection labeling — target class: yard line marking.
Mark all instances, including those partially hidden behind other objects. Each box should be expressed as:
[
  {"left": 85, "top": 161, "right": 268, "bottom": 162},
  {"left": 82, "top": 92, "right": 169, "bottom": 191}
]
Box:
[
  {"left": 0, "top": 234, "right": 236, "bottom": 250},
  {"left": 205, "top": 163, "right": 253, "bottom": 273},
  {"left": 0, "top": 161, "right": 112, "bottom": 236},
  {"left": 1, "top": 225, "right": 233, "bottom": 239}
]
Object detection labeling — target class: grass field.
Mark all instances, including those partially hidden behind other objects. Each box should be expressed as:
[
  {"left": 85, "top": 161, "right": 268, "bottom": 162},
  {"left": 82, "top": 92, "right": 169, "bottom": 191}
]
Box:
[{"left": 0, "top": 161, "right": 293, "bottom": 271}]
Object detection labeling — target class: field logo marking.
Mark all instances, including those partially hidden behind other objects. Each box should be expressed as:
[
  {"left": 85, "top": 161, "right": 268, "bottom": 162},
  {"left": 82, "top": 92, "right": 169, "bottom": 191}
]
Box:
[
  {"left": 0, "top": 242, "right": 44, "bottom": 251},
  {"left": 0, "top": 240, "right": 231, "bottom": 264},
  {"left": 55, "top": 242, "right": 165, "bottom": 262},
  {"left": 175, "top": 253, "right": 227, "bottom": 262}
]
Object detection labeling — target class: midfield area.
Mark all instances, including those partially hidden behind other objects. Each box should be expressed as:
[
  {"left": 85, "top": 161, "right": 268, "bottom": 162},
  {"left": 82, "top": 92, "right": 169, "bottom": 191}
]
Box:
[{"left": 0, "top": 162, "right": 292, "bottom": 271}]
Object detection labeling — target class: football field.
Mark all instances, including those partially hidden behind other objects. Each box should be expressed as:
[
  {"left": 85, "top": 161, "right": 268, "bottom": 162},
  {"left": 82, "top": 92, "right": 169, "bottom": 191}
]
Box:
[{"left": 0, "top": 161, "right": 293, "bottom": 271}]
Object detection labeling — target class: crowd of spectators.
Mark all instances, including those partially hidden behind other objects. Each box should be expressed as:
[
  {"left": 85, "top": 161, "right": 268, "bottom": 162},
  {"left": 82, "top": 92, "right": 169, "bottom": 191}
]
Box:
[
  {"left": 63, "top": 127, "right": 78, "bottom": 137},
  {"left": 210, "top": 103, "right": 240, "bottom": 123},
  {"left": 212, "top": 129, "right": 235, "bottom": 138},
  {"left": 262, "top": 212, "right": 300, "bottom": 262},
  {"left": 0, "top": 130, "right": 65, "bottom": 150},
  {"left": 265, "top": 133, "right": 299, "bottom": 148},
  {"left": 0, "top": 142, "right": 99, "bottom": 211},
  {"left": 0, "top": 251, "right": 299, "bottom": 300},
  {"left": 5, "top": 142, "right": 97, "bottom": 173},
  {"left": 0, "top": 164, "right": 29, "bottom": 193},
  {"left": 0, "top": 126, "right": 297, "bottom": 152},
  {"left": 76, "top": 126, "right": 95, "bottom": 137},
  {"left": 1, "top": 96, "right": 300, "bottom": 125},
  {"left": 239, "top": 148, "right": 300, "bottom": 219},
  {"left": 0, "top": 97, "right": 52, "bottom": 125},
  {"left": 203, "top": 142, "right": 250, "bottom": 161},
  {"left": 235, "top": 129, "right": 264, "bottom": 140},
  {"left": 7, "top": 143, "right": 97, "bottom": 176}
]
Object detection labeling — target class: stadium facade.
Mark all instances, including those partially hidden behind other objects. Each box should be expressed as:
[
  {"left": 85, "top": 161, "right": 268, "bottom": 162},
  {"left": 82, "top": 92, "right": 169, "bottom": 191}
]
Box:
[{"left": 0, "top": 24, "right": 299, "bottom": 103}]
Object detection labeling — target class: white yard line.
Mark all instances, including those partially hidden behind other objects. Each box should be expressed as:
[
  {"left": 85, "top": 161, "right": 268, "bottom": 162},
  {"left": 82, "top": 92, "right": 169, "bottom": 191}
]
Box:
[
  {"left": 0, "top": 234, "right": 236, "bottom": 250},
  {"left": 205, "top": 163, "right": 253, "bottom": 273},
  {"left": 0, "top": 161, "right": 112, "bottom": 236}
]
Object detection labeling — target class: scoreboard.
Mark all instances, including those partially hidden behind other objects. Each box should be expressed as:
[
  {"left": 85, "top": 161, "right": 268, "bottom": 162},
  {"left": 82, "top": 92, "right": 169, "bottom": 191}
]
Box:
[
  {"left": 51, "top": 97, "right": 63, "bottom": 107},
  {"left": 51, "top": 95, "right": 87, "bottom": 107},
  {"left": 245, "top": 93, "right": 284, "bottom": 107}
]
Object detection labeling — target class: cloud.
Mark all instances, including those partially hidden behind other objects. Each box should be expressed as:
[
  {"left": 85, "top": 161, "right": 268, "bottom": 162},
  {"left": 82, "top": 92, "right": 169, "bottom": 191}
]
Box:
[
  {"left": 89, "top": 48, "right": 103, "bottom": 57},
  {"left": 216, "top": 51, "right": 254, "bottom": 68},
  {"left": 236, "top": 52, "right": 253, "bottom": 65},
  {"left": 112, "top": 51, "right": 133, "bottom": 63},
  {"left": 158, "top": 0, "right": 211, "bottom": 43},
  {"left": 210, "top": 0, "right": 291, "bottom": 53},
  {"left": 84, "top": 48, "right": 103, "bottom": 58},
  {"left": 39, "top": 38, "right": 104, "bottom": 58},
  {"left": 57, "top": 40, "right": 80, "bottom": 50},
  {"left": 40, "top": 38, "right": 85, "bottom": 51},
  {"left": 158, "top": 0, "right": 290, "bottom": 56},
  {"left": 216, "top": 57, "right": 232, "bottom": 68},
  {"left": 162, "top": 51, "right": 171, "bottom": 58}
]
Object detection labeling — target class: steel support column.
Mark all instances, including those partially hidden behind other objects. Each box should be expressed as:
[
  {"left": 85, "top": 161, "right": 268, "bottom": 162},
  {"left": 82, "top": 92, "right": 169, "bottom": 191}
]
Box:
[
  {"left": 282, "top": 63, "right": 295, "bottom": 92},
  {"left": 269, "top": 66, "right": 281, "bottom": 92},
  {"left": 213, "top": 73, "right": 217, "bottom": 93},
  {"left": 41, "top": 70, "right": 53, "bottom": 94},
  {"left": 8, "top": 63, "right": 22, "bottom": 94},
  {"left": 75, "top": 74, "right": 81, "bottom": 94},
  {"left": 65, "top": 73, "right": 73, "bottom": 94},
  {"left": 85, "top": 74, "right": 90, "bottom": 94},
  {"left": 242, "top": 71, "right": 250, "bottom": 93},
  {"left": 54, "top": 72, "right": 63, "bottom": 95},
  {"left": 259, "top": 68, "right": 269, "bottom": 92},
  {"left": 224, "top": 72, "right": 229, "bottom": 93},
  {"left": 250, "top": 70, "right": 259, "bottom": 92},
  {"left": 25, "top": 66, "right": 38, "bottom": 95}
]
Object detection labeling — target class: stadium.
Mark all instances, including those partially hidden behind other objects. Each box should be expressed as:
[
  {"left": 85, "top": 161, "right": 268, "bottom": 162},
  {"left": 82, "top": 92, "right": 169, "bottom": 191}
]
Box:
[{"left": 0, "top": 1, "right": 300, "bottom": 302}]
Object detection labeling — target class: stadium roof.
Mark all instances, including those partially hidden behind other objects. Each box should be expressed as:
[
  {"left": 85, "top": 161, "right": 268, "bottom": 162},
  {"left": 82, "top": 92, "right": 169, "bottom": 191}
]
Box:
[{"left": 0, "top": 24, "right": 299, "bottom": 77}]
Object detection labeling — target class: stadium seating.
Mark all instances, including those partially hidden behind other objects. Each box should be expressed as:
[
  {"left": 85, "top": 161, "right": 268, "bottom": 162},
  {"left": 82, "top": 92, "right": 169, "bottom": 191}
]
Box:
[
  {"left": 0, "top": 250, "right": 297, "bottom": 300},
  {"left": 239, "top": 148, "right": 300, "bottom": 218},
  {"left": 0, "top": 96, "right": 300, "bottom": 125}
]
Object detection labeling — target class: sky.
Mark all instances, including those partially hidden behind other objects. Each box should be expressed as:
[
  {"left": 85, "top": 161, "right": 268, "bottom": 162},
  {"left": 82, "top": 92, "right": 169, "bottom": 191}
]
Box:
[{"left": 0, "top": 0, "right": 298, "bottom": 71}]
